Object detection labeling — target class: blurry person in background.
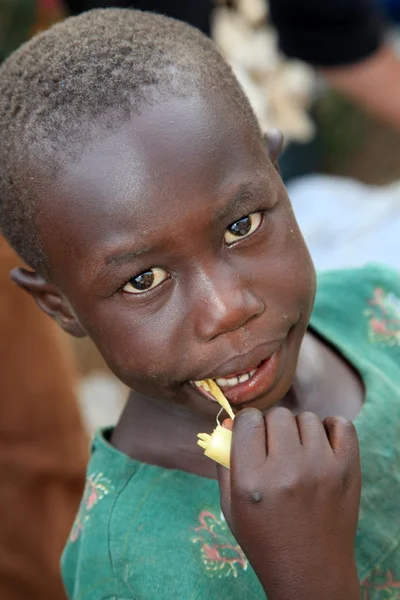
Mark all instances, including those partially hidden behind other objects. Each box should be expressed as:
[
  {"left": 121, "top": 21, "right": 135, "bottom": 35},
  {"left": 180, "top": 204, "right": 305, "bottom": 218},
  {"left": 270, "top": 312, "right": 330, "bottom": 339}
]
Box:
[
  {"left": 66, "top": 0, "right": 400, "bottom": 132},
  {"left": 268, "top": 0, "right": 400, "bottom": 133},
  {"left": 0, "top": 2, "right": 88, "bottom": 600}
]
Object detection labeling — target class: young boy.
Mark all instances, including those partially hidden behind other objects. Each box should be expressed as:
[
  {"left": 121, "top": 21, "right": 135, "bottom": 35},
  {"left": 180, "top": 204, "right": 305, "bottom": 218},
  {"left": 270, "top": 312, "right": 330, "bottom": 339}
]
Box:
[{"left": 0, "top": 8, "right": 399, "bottom": 600}]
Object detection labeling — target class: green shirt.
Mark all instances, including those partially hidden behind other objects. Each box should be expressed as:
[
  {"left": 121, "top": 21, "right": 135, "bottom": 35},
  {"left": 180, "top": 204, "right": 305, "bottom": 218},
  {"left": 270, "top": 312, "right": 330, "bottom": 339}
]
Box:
[{"left": 62, "top": 264, "right": 400, "bottom": 599}]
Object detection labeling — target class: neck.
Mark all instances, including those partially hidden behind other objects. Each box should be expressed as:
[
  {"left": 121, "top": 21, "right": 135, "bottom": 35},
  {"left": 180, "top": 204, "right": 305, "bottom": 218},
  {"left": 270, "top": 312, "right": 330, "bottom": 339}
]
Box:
[{"left": 111, "top": 391, "right": 220, "bottom": 478}]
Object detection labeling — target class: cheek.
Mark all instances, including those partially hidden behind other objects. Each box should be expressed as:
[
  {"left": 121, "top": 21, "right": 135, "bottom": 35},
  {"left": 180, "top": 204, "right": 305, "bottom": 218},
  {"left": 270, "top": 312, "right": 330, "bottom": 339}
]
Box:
[
  {"left": 288, "top": 216, "right": 316, "bottom": 305},
  {"left": 284, "top": 223, "right": 315, "bottom": 300},
  {"left": 257, "top": 200, "right": 316, "bottom": 315},
  {"left": 85, "top": 296, "right": 190, "bottom": 388}
]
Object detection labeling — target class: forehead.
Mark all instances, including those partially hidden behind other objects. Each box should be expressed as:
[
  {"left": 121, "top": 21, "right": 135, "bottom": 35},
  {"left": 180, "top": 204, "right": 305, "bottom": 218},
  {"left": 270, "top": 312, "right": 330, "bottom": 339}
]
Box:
[{"left": 38, "top": 93, "right": 275, "bottom": 278}]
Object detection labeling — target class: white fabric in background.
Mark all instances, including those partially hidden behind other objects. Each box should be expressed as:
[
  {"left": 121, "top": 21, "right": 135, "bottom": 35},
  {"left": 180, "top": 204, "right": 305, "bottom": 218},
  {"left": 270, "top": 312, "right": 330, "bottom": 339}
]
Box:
[{"left": 287, "top": 175, "right": 400, "bottom": 271}]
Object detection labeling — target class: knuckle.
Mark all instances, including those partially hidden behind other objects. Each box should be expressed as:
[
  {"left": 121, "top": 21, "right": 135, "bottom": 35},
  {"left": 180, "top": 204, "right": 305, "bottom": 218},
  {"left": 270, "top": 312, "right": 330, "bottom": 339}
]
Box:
[
  {"left": 297, "top": 410, "right": 320, "bottom": 425},
  {"left": 267, "top": 406, "right": 293, "bottom": 423},
  {"left": 299, "top": 410, "right": 318, "bottom": 419},
  {"left": 325, "top": 415, "right": 355, "bottom": 433},
  {"left": 334, "top": 415, "right": 355, "bottom": 430},
  {"left": 323, "top": 415, "right": 336, "bottom": 429},
  {"left": 240, "top": 407, "right": 263, "bottom": 419},
  {"left": 235, "top": 408, "right": 264, "bottom": 436},
  {"left": 276, "top": 471, "right": 303, "bottom": 496},
  {"left": 234, "top": 476, "right": 265, "bottom": 505},
  {"left": 324, "top": 416, "right": 359, "bottom": 448},
  {"left": 339, "top": 423, "right": 360, "bottom": 450}
]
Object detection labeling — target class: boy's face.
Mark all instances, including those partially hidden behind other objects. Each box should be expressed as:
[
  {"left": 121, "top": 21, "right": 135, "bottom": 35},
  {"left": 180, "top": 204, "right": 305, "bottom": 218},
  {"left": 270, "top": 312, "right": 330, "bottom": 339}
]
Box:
[{"left": 33, "top": 92, "right": 315, "bottom": 417}]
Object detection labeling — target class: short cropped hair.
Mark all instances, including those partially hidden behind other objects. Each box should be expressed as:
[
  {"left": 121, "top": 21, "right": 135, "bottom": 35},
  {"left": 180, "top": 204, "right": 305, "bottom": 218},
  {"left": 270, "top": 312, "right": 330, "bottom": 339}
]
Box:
[{"left": 0, "top": 8, "right": 260, "bottom": 274}]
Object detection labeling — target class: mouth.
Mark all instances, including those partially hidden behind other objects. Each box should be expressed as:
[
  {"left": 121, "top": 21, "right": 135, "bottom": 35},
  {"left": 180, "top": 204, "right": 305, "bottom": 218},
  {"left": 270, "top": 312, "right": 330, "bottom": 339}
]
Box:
[{"left": 190, "top": 345, "right": 283, "bottom": 407}]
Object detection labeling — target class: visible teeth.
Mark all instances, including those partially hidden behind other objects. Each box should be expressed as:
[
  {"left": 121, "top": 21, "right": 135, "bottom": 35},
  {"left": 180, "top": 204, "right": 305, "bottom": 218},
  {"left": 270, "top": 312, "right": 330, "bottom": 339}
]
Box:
[
  {"left": 214, "top": 376, "right": 238, "bottom": 388},
  {"left": 194, "top": 369, "right": 257, "bottom": 390},
  {"left": 215, "top": 368, "right": 257, "bottom": 389},
  {"left": 238, "top": 373, "right": 250, "bottom": 383}
]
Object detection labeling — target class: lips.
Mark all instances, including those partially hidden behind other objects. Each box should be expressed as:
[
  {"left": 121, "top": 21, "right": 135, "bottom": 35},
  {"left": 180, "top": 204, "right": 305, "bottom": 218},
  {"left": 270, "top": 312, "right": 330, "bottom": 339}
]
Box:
[
  {"left": 191, "top": 343, "right": 283, "bottom": 406},
  {"left": 192, "top": 341, "right": 282, "bottom": 382}
]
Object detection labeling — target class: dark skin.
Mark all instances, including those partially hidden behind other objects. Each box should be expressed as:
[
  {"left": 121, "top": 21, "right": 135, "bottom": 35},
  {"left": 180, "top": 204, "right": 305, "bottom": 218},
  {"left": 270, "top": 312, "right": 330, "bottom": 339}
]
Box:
[{"left": 13, "top": 91, "right": 363, "bottom": 599}]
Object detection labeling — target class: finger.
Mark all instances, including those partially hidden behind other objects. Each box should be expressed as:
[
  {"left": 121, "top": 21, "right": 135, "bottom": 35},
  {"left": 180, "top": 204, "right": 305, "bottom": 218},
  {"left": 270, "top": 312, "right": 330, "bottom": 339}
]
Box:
[
  {"left": 324, "top": 417, "right": 361, "bottom": 499},
  {"left": 265, "top": 406, "right": 301, "bottom": 455},
  {"left": 296, "top": 411, "right": 331, "bottom": 453},
  {"left": 222, "top": 418, "right": 233, "bottom": 431},
  {"left": 323, "top": 416, "right": 361, "bottom": 469},
  {"left": 230, "top": 408, "right": 267, "bottom": 476},
  {"left": 216, "top": 461, "right": 231, "bottom": 522}
]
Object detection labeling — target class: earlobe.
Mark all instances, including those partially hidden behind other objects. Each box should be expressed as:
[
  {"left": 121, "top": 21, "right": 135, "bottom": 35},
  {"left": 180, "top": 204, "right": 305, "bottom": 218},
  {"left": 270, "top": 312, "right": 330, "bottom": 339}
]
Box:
[
  {"left": 10, "top": 267, "right": 86, "bottom": 338},
  {"left": 263, "top": 129, "right": 284, "bottom": 170}
]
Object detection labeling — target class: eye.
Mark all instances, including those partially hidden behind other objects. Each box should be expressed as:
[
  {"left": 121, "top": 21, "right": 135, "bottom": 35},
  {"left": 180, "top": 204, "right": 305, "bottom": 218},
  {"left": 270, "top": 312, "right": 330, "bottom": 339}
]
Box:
[
  {"left": 123, "top": 267, "right": 169, "bottom": 294},
  {"left": 224, "top": 212, "right": 263, "bottom": 246}
]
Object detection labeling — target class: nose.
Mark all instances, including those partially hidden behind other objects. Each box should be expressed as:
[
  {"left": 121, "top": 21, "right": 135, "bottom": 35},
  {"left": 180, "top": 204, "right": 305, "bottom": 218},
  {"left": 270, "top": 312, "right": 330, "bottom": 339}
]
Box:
[{"left": 193, "top": 263, "right": 265, "bottom": 342}]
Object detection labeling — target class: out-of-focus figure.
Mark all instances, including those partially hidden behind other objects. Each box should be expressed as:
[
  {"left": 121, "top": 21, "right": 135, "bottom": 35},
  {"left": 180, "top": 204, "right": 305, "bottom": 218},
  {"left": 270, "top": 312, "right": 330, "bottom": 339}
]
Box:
[{"left": 65, "top": 0, "right": 400, "bottom": 140}]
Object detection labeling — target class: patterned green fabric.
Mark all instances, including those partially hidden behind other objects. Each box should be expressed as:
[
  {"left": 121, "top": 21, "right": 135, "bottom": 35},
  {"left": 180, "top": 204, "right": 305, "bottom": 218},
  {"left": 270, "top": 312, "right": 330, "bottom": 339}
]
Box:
[
  {"left": 62, "top": 264, "right": 400, "bottom": 599},
  {"left": 0, "top": 0, "right": 35, "bottom": 63}
]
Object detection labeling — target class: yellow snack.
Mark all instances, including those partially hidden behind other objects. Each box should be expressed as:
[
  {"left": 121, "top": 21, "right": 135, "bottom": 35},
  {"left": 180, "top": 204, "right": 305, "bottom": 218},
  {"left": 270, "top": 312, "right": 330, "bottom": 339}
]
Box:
[
  {"left": 197, "top": 426, "right": 232, "bottom": 469},
  {"left": 204, "top": 379, "right": 235, "bottom": 420},
  {"left": 196, "top": 380, "right": 234, "bottom": 469}
]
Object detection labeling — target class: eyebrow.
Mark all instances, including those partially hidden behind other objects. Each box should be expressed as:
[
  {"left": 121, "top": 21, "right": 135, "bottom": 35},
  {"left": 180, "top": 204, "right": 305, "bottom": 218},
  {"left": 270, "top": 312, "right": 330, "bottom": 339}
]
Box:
[
  {"left": 105, "top": 246, "right": 154, "bottom": 266},
  {"left": 214, "top": 184, "right": 260, "bottom": 222}
]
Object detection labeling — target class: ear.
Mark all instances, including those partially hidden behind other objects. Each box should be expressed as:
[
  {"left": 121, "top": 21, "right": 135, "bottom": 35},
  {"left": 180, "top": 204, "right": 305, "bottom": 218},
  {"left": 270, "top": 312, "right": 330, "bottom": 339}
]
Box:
[
  {"left": 263, "top": 129, "right": 284, "bottom": 171},
  {"left": 10, "top": 267, "right": 86, "bottom": 338}
]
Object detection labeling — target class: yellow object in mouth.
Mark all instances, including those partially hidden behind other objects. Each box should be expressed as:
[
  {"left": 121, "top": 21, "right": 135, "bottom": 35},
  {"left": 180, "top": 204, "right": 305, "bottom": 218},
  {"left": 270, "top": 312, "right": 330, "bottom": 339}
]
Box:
[
  {"left": 203, "top": 379, "right": 235, "bottom": 419},
  {"left": 196, "top": 379, "right": 234, "bottom": 469}
]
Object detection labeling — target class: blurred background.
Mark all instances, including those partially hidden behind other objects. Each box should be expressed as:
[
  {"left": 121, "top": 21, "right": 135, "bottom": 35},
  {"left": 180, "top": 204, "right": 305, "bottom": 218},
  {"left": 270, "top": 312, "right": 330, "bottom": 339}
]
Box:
[{"left": 1, "top": 2, "right": 400, "bottom": 598}]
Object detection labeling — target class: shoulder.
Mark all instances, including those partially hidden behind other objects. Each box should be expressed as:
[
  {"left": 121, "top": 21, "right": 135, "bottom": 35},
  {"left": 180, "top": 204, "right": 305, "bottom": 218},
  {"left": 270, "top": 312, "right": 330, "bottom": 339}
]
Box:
[
  {"left": 311, "top": 264, "right": 400, "bottom": 364},
  {"left": 316, "top": 263, "right": 400, "bottom": 292},
  {"left": 314, "top": 264, "right": 400, "bottom": 321},
  {"left": 61, "top": 467, "right": 118, "bottom": 598},
  {"left": 61, "top": 429, "right": 139, "bottom": 599}
]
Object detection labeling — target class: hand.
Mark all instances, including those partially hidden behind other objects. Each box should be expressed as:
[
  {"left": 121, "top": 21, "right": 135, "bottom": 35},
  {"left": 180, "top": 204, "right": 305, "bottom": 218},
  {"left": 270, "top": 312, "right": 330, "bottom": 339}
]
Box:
[{"left": 217, "top": 407, "right": 361, "bottom": 600}]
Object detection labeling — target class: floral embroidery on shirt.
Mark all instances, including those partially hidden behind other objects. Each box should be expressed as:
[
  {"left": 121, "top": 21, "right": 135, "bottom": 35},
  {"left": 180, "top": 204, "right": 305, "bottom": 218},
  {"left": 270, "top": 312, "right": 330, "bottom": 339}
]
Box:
[
  {"left": 362, "top": 567, "right": 400, "bottom": 599},
  {"left": 70, "top": 472, "right": 113, "bottom": 542},
  {"left": 192, "top": 509, "right": 248, "bottom": 578},
  {"left": 364, "top": 287, "right": 400, "bottom": 347}
]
